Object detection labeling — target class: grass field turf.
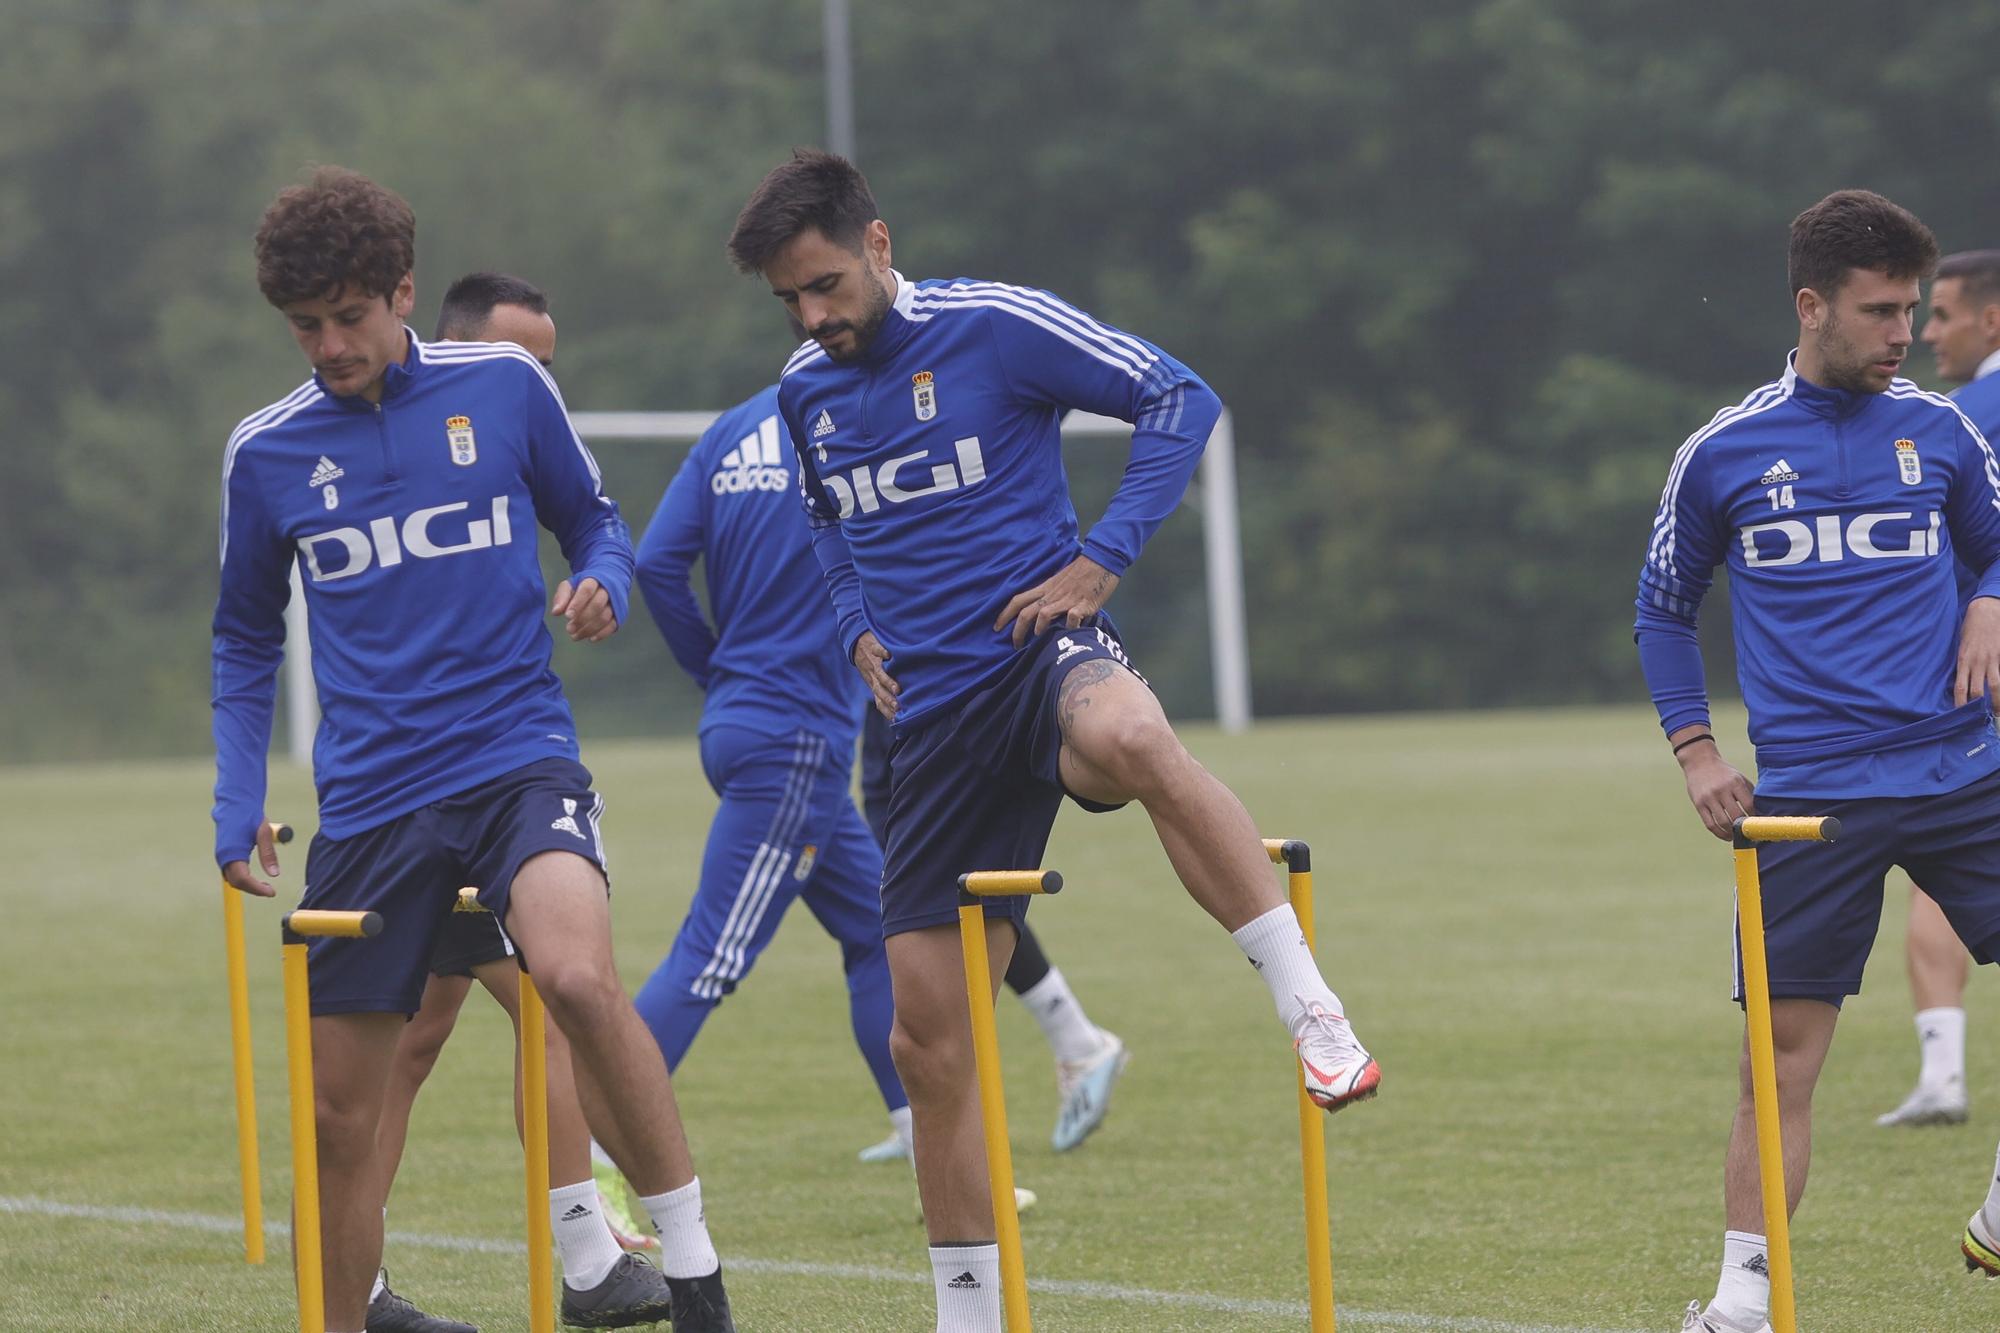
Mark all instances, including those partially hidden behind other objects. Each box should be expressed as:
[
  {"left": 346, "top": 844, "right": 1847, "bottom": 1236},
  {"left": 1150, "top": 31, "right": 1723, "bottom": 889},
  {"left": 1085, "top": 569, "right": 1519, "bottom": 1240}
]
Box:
[{"left": 1, "top": 705, "right": 1996, "bottom": 1331}]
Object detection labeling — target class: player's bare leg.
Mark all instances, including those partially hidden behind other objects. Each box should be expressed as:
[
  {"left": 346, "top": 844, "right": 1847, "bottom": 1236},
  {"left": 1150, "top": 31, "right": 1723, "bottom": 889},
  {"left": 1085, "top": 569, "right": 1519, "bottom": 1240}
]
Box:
[
  {"left": 1054, "top": 659, "right": 1379, "bottom": 1110},
  {"left": 884, "top": 920, "right": 1016, "bottom": 1242},
  {"left": 1702, "top": 998, "right": 1838, "bottom": 1331},
  {"left": 375, "top": 973, "right": 474, "bottom": 1203},
  {"left": 503, "top": 849, "right": 729, "bottom": 1332},
  {"left": 1880, "top": 886, "right": 1972, "bottom": 1126},
  {"left": 307, "top": 1011, "right": 405, "bottom": 1331},
  {"left": 504, "top": 850, "right": 695, "bottom": 1195}
]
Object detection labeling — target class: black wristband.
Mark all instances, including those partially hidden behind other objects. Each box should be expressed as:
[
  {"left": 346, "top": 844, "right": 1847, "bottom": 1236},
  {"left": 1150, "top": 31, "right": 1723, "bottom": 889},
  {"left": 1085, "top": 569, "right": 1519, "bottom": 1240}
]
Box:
[{"left": 1671, "top": 733, "right": 1716, "bottom": 756}]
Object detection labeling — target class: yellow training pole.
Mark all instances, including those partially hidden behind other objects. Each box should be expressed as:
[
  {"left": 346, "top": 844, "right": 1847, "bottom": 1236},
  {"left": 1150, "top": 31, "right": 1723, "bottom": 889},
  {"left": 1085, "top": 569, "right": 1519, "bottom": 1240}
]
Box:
[
  {"left": 281, "top": 909, "right": 382, "bottom": 1333},
  {"left": 1266, "top": 839, "right": 1336, "bottom": 1333},
  {"left": 1730, "top": 815, "right": 1840, "bottom": 1333},
  {"left": 459, "top": 887, "right": 556, "bottom": 1333},
  {"left": 956, "top": 869, "right": 1063, "bottom": 1333},
  {"left": 521, "top": 972, "right": 556, "bottom": 1333},
  {"left": 223, "top": 880, "right": 264, "bottom": 1264}
]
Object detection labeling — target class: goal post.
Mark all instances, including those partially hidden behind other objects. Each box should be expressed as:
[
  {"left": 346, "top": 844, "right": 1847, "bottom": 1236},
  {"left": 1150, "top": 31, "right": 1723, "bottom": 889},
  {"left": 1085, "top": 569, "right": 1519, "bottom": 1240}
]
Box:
[{"left": 280, "top": 408, "right": 1251, "bottom": 764}]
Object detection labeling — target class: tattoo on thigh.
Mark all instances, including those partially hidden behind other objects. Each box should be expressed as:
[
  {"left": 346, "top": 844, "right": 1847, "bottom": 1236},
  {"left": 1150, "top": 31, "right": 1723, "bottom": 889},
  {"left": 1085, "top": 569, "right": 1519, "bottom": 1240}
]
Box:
[{"left": 1057, "top": 659, "right": 1119, "bottom": 740}]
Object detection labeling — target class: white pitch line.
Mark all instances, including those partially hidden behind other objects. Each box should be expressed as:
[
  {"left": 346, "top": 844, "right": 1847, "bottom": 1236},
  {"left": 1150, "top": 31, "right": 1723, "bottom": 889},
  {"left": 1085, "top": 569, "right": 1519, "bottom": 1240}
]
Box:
[{"left": 0, "top": 1194, "right": 1636, "bottom": 1333}]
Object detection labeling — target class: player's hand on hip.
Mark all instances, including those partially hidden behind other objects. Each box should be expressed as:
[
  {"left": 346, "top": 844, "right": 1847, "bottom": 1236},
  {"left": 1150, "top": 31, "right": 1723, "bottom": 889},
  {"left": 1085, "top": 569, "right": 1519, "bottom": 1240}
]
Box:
[
  {"left": 1677, "top": 740, "right": 1755, "bottom": 841},
  {"left": 552, "top": 576, "right": 618, "bottom": 643},
  {"left": 995, "top": 555, "right": 1121, "bottom": 648},
  {"left": 1955, "top": 596, "right": 2000, "bottom": 708},
  {"left": 222, "top": 821, "right": 282, "bottom": 897},
  {"left": 853, "top": 631, "right": 900, "bottom": 719}
]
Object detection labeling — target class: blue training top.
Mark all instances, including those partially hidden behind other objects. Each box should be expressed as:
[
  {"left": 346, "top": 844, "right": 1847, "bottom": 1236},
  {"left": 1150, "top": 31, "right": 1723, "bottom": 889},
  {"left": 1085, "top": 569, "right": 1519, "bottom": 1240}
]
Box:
[
  {"left": 778, "top": 272, "right": 1222, "bottom": 729},
  {"left": 211, "top": 331, "right": 632, "bottom": 866},
  {"left": 633, "top": 385, "right": 865, "bottom": 751},
  {"left": 1634, "top": 352, "right": 2000, "bottom": 798}
]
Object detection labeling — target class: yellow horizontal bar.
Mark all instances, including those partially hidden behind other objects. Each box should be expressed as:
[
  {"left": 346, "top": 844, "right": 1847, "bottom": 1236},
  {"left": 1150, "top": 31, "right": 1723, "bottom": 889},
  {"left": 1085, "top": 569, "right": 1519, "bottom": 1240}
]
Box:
[
  {"left": 1734, "top": 815, "right": 1841, "bottom": 845},
  {"left": 454, "top": 887, "right": 487, "bottom": 913},
  {"left": 282, "top": 909, "right": 382, "bottom": 939},
  {"left": 959, "top": 870, "right": 1063, "bottom": 897}
]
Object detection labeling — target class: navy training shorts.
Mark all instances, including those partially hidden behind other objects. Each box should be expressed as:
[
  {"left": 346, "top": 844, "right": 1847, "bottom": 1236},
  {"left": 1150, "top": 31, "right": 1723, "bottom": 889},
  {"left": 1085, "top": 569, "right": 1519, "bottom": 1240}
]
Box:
[
  {"left": 297, "top": 756, "right": 606, "bottom": 1015},
  {"left": 877, "top": 615, "right": 1144, "bottom": 937},
  {"left": 429, "top": 904, "right": 514, "bottom": 979},
  {"left": 1741, "top": 768, "right": 2000, "bottom": 1005}
]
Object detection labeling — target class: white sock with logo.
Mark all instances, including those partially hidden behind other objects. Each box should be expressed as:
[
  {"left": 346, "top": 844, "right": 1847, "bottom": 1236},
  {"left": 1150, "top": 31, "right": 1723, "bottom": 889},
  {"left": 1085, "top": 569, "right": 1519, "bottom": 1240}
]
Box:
[
  {"left": 1018, "top": 968, "right": 1102, "bottom": 1063},
  {"left": 1918, "top": 1007, "right": 1967, "bottom": 1089},
  {"left": 550, "top": 1179, "right": 624, "bottom": 1291},
  {"left": 1230, "top": 903, "right": 1344, "bottom": 1038},
  {"left": 1708, "top": 1231, "right": 1770, "bottom": 1329},
  {"left": 639, "top": 1177, "right": 720, "bottom": 1279},
  {"left": 929, "top": 1243, "right": 1001, "bottom": 1332}
]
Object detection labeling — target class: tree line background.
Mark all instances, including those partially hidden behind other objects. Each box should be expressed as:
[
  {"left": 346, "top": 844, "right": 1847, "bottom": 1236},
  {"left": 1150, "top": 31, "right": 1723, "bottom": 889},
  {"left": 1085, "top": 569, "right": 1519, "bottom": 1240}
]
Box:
[{"left": 6, "top": 0, "right": 1998, "bottom": 761}]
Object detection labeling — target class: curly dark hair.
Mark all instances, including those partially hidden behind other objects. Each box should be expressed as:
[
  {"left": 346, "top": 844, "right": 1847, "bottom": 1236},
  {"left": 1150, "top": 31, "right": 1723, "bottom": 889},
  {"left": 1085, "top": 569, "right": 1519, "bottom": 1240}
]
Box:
[
  {"left": 254, "top": 166, "right": 415, "bottom": 307},
  {"left": 727, "top": 149, "right": 878, "bottom": 275},
  {"left": 1788, "top": 189, "right": 1937, "bottom": 301}
]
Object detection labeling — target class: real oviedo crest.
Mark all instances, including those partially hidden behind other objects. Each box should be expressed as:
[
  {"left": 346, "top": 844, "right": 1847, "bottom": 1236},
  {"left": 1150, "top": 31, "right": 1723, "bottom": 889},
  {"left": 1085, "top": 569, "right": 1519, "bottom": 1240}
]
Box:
[
  {"left": 446, "top": 415, "right": 477, "bottom": 466},
  {"left": 912, "top": 371, "right": 937, "bottom": 422},
  {"left": 1895, "top": 438, "right": 1920, "bottom": 486}
]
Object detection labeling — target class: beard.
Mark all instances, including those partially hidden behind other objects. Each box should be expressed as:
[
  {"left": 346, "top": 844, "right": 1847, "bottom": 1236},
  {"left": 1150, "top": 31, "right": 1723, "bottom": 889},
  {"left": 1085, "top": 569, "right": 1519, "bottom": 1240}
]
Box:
[
  {"left": 1809, "top": 315, "right": 1887, "bottom": 392},
  {"left": 814, "top": 266, "right": 893, "bottom": 362}
]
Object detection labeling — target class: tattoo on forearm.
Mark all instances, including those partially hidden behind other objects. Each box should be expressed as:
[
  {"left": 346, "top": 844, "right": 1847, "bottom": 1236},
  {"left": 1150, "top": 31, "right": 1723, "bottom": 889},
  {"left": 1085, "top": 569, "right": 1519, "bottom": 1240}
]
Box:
[{"left": 1057, "top": 659, "right": 1118, "bottom": 739}]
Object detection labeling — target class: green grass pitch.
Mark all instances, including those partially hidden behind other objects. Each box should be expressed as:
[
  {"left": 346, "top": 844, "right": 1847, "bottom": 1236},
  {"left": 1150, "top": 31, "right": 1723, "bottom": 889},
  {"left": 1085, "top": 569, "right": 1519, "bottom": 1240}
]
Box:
[{"left": 1, "top": 706, "right": 1995, "bottom": 1330}]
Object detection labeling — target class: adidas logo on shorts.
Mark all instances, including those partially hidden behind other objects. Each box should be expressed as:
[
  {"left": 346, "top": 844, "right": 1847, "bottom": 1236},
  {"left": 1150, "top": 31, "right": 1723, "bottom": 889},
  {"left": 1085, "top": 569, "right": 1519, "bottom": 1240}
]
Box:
[{"left": 551, "top": 797, "right": 584, "bottom": 839}]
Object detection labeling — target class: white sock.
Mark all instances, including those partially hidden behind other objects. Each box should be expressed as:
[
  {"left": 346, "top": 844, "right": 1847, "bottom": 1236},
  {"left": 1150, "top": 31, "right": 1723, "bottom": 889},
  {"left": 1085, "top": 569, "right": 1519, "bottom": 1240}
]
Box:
[
  {"left": 1230, "top": 904, "right": 1343, "bottom": 1037},
  {"left": 590, "top": 1137, "right": 616, "bottom": 1171},
  {"left": 1708, "top": 1230, "right": 1770, "bottom": 1329},
  {"left": 550, "top": 1179, "right": 624, "bottom": 1291},
  {"left": 1018, "top": 968, "right": 1102, "bottom": 1063},
  {"left": 929, "top": 1242, "right": 1002, "bottom": 1332},
  {"left": 370, "top": 1263, "right": 386, "bottom": 1302},
  {"left": 1918, "top": 1007, "right": 1967, "bottom": 1089},
  {"left": 639, "top": 1177, "right": 720, "bottom": 1280},
  {"left": 890, "top": 1104, "right": 915, "bottom": 1155}
]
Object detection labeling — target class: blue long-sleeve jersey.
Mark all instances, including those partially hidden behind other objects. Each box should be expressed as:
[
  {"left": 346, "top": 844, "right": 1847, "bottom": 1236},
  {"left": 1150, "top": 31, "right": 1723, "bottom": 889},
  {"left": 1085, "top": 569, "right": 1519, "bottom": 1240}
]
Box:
[
  {"left": 633, "top": 385, "right": 865, "bottom": 750},
  {"left": 1634, "top": 354, "right": 2000, "bottom": 797},
  {"left": 211, "top": 332, "right": 632, "bottom": 867},
  {"left": 778, "top": 272, "right": 1222, "bottom": 727}
]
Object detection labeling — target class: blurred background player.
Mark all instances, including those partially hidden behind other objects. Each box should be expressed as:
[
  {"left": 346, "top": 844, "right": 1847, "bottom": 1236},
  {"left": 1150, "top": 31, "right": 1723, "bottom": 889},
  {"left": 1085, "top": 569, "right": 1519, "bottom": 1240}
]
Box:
[
  {"left": 729, "top": 150, "right": 1378, "bottom": 1333},
  {"left": 1873, "top": 248, "right": 2000, "bottom": 1129},
  {"left": 856, "top": 707, "right": 1129, "bottom": 1159},
  {"left": 213, "top": 172, "right": 731, "bottom": 1333},
  {"left": 362, "top": 272, "right": 666, "bottom": 1333},
  {"left": 1635, "top": 191, "right": 2000, "bottom": 1332}
]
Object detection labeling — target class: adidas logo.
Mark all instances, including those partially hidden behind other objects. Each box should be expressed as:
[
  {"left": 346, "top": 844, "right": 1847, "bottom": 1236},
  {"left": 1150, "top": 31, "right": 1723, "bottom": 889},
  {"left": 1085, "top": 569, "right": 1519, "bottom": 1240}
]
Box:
[
  {"left": 560, "top": 1203, "right": 592, "bottom": 1222},
  {"left": 946, "top": 1271, "right": 981, "bottom": 1290},
  {"left": 1759, "top": 459, "right": 1800, "bottom": 485},
  {"left": 551, "top": 798, "right": 584, "bottom": 840},
  {"left": 812, "top": 409, "right": 837, "bottom": 438},
  {"left": 1742, "top": 1253, "right": 1769, "bottom": 1276},
  {"left": 714, "top": 417, "right": 790, "bottom": 495},
  {"left": 309, "top": 455, "right": 345, "bottom": 487}
]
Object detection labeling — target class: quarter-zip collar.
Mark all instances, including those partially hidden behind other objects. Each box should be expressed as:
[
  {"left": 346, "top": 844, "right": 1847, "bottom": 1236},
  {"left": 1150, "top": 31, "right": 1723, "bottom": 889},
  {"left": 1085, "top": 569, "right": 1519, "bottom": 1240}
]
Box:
[
  {"left": 855, "top": 269, "right": 919, "bottom": 366},
  {"left": 316, "top": 326, "right": 421, "bottom": 411},
  {"left": 1781, "top": 349, "right": 1875, "bottom": 421}
]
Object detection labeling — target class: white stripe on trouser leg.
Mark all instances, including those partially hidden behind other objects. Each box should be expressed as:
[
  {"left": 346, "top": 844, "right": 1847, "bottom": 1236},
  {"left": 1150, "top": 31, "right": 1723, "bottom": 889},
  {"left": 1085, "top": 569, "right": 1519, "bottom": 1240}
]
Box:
[
  {"left": 690, "top": 735, "right": 822, "bottom": 1000},
  {"left": 710, "top": 734, "right": 828, "bottom": 987},
  {"left": 709, "top": 735, "right": 825, "bottom": 991},
  {"left": 692, "top": 737, "right": 808, "bottom": 997}
]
